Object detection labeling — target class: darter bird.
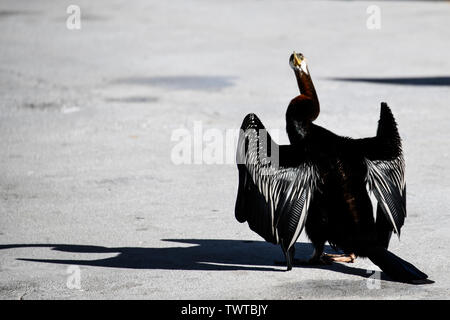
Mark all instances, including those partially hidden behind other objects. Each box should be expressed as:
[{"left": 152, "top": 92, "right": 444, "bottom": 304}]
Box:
[{"left": 234, "top": 52, "right": 430, "bottom": 284}]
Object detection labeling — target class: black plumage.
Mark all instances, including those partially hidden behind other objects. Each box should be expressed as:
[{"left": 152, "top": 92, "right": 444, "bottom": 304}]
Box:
[{"left": 234, "top": 52, "right": 429, "bottom": 283}]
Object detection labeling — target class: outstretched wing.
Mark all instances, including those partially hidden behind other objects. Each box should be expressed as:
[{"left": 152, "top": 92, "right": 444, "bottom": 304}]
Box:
[
  {"left": 365, "top": 103, "right": 406, "bottom": 237},
  {"left": 235, "top": 114, "right": 319, "bottom": 253},
  {"left": 366, "top": 157, "right": 406, "bottom": 236}
]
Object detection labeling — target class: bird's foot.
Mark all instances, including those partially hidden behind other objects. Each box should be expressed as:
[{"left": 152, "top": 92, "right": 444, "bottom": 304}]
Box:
[{"left": 321, "top": 253, "right": 356, "bottom": 263}]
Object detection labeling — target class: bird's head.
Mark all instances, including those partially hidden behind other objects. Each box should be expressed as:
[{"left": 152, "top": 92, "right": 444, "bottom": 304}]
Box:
[{"left": 289, "top": 52, "right": 309, "bottom": 75}]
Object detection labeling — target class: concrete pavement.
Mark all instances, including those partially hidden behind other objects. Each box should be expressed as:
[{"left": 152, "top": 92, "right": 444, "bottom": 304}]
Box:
[{"left": 0, "top": 0, "right": 449, "bottom": 299}]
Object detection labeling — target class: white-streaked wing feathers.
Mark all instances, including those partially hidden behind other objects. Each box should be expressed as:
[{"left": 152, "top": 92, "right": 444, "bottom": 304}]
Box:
[
  {"left": 236, "top": 125, "right": 319, "bottom": 251},
  {"left": 366, "top": 156, "right": 406, "bottom": 236}
]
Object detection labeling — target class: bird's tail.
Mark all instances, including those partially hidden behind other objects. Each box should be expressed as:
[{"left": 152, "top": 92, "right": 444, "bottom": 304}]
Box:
[{"left": 367, "top": 246, "right": 430, "bottom": 284}]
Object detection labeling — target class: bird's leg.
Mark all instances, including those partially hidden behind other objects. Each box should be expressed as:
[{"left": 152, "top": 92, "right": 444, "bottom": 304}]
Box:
[
  {"left": 301, "top": 242, "right": 331, "bottom": 265},
  {"left": 288, "top": 242, "right": 332, "bottom": 266},
  {"left": 274, "top": 240, "right": 296, "bottom": 270},
  {"left": 308, "top": 247, "right": 326, "bottom": 264},
  {"left": 284, "top": 245, "right": 295, "bottom": 271},
  {"left": 275, "top": 242, "right": 350, "bottom": 268},
  {"left": 322, "top": 253, "right": 357, "bottom": 263}
]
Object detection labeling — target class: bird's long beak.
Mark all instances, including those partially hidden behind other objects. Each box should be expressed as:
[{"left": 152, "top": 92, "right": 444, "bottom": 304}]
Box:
[
  {"left": 291, "top": 52, "right": 308, "bottom": 75},
  {"left": 292, "top": 52, "right": 303, "bottom": 68}
]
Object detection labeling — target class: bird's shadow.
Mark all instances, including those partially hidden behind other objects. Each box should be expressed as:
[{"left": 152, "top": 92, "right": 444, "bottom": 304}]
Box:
[
  {"left": 330, "top": 76, "right": 450, "bottom": 86},
  {"left": 0, "top": 239, "right": 390, "bottom": 280}
]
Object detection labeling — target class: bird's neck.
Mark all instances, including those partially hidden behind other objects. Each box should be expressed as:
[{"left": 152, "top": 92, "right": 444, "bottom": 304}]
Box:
[{"left": 294, "top": 68, "right": 320, "bottom": 121}]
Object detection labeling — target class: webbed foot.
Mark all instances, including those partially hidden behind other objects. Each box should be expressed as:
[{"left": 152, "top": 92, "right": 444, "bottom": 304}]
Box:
[{"left": 322, "top": 253, "right": 356, "bottom": 263}]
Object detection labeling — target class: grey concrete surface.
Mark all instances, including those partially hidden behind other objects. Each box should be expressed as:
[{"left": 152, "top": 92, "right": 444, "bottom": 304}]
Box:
[{"left": 0, "top": 0, "right": 449, "bottom": 299}]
